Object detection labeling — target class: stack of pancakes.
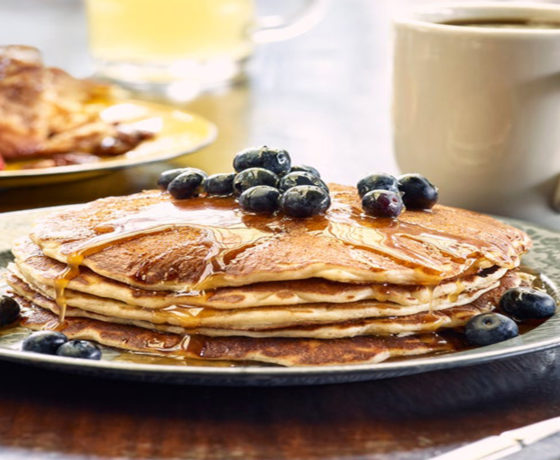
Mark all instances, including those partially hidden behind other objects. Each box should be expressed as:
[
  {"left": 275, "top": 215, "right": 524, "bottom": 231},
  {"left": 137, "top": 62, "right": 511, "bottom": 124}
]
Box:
[{"left": 5, "top": 184, "right": 531, "bottom": 366}]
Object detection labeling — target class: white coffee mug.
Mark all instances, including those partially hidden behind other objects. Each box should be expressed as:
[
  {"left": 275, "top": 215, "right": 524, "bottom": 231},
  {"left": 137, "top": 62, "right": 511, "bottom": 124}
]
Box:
[{"left": 393, "top": 2, "right": 560, "bottom": 222}]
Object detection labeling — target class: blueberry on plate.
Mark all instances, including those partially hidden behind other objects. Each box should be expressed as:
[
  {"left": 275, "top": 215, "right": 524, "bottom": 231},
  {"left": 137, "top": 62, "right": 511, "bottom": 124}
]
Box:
[
  {"left": 157, "top": 168, "right": 186, "bottom": 190},
  {"left": 233, "top": 146, "right": 291, "bottom": 175},
  {"left": 280, "top": 185, "right": 331, "bottom": 218},
  {"left": 357, "top": 173, "right": 399, "bottom": 197},
  {"left": 278, "top": 171, "right": 329, "bottom": 193},
  {"left": 22, "top": 331, "right": 68, "bottom": 354},
  {"left": 465, "top": 313, "right": 519, "bottom": 346},
  {"left": 362, "top": 189, "right": 404, "bottom": 218},
  {"left": 233, "top": 167, "right": 279, "bottom": 196},
  {"left": 0, "top": 295, "right": 20, "bottom": 326},
  {"left": 56, "top": 340, "right": 102, "bottom": 360},
  {"left": 239, "top": 186, "right": 281, "bottom": 213},
  {"left": 290, "top": 165, "right": 321, "bottom": 177},
  {"left": 204, "top": 173, "right": 236, "bottom": 196},
  {"left": 167, "top": 168, "right": 208, "bottom": 199},
  {"left": 397, "top": 174, "right": 439, "bottom": 210},
  {"left": 499, "top": 287, "right": 557, "bottom": 319}
]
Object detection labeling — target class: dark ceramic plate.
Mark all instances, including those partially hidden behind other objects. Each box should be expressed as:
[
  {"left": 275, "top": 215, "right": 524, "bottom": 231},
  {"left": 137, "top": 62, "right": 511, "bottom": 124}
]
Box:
[{"left": 0, "top": 207, "right": 559, "bottom": 386}]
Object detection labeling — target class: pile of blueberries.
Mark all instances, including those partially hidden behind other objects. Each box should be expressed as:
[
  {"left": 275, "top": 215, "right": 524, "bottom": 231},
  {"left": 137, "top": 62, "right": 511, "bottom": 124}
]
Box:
[
  {"left": 0, "top": 295, "right": 101, "bottom": 360},
  {"left": 158, "top": 146, "right": 330, "bottom": 218},
  {"left": 158, "top": 146, "right": 441, "bottom": 218}
]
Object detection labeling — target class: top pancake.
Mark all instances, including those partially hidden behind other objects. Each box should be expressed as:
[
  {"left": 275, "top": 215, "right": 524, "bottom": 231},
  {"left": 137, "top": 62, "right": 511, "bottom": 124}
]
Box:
[
  {"left": 29, "top": 184, "right": 530, "bottom": 290},
  {"left": 12, "top": 237, "right": 508, "bottom": 309}
]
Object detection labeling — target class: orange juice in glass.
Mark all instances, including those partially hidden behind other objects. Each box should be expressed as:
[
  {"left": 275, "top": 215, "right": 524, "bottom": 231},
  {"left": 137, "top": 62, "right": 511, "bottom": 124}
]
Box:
[{"left": 85, "top": 0, "right": 326, "bottom": 98}]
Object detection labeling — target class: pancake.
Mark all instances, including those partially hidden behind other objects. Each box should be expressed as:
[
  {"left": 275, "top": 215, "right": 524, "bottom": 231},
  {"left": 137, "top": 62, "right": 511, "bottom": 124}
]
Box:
[
  {"left": 6, "top": 266, "right": 504, "bottom": 330},
  {"left": 15, "top": 297, "right": 457, "bottom": 366},
  {"left": 13, "top": 237, "right": 508, "bottom": 309},
  {"left": 5, "top": 270, "right": 518, "bottom": 338},
  {"left": 5, "top": 182, "right": 533, "bottom": 367},
  {"left": 29, "top": 184, "right": 530, "bottom": 290}
]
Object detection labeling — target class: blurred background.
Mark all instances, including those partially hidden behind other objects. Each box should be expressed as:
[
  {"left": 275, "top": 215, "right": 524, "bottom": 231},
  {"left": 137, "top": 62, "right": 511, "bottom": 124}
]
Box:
[
  {"left": 1, "top": 0, "right": 558, "bottom": 227},
  {"left": 0, "top": 0, "right": 403, "bottom": 181}
]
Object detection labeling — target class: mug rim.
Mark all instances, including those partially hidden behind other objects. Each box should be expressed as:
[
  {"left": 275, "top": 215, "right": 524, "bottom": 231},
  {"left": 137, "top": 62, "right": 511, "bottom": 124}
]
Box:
[{"left": 394, "top": 2, "right": 560, "bottom": 35}]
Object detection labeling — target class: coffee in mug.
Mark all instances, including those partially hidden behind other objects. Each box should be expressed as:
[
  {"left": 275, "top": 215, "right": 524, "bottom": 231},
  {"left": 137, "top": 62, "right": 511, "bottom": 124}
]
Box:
[{"left": 442, "top": 18, "right": 560, "bottom": 28}]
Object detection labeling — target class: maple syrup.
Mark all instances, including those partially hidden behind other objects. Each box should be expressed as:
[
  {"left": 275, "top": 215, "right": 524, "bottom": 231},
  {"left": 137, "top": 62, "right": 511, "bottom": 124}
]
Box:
[
  {"left": 49, "top": 188, "right": 523, "bottom": 320},
  {"left": 2, "top": 263, "right": 552, "bottom": 367},
  {"left": 25, "top": 185, "right": 530, "bottom": 366}
]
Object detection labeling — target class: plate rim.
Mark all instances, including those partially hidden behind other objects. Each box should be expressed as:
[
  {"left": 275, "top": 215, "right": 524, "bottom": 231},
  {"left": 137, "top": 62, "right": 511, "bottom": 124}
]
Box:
[{"left": 0, "top": 101, "right": 217, "bottom": 180}]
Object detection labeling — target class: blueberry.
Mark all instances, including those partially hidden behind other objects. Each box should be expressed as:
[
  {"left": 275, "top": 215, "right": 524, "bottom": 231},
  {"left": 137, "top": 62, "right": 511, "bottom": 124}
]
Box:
[
  {"left": 233, "top": 146, "right": 291, "bottom": 175},
  {"left": 397, "top": 174, "right": 438, "bottom": 210},
  {"left": 357, "top": 173, "right": 399, "bottom": 198},
  {"left": 0, "top": 295, "right": 20, "bottom": 326},
  {"left": 290, "top": 165, "right": 321, "bottom": 177},
  {"left": 233, "top": 167, "right": 279, "bottom": 196},
  {"left": 167, "top": 168, "right": 208, "bottom": 199},
  {"left": 500, "top": 287, "right": 557, "bottom": 319},
  {"left": 279, "top": 171, "right": 329, "bottom": 193},
  {"left": 280, "top": 185, "right": 331, "bottom": 218},
  {"left": 204, "top": 173, "right": 235, "bottom": 196},
  {"left": 362, "top": 190, "right": 404, "bottom": 218},
  {"left": 465, "top": 313, "right": 519, "bottom": 346},
  {"left": 233, "top": 148, "right": 259, "bottom": 172},
  {"left": 22, "top": 331, "right": 68, "bottom": 354},
  {"left": 239, "top": 186, "right": 281, "bottom": 214},
  {"left": 56, "top": 340, "right": 102, "bottom": 360},
  {"left": 157, "top": 168, "right": 186, "bottom": 190}
]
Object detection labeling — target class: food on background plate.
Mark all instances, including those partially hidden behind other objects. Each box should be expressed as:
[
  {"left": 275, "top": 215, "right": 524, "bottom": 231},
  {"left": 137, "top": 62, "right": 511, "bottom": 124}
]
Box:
[
  {"left": 0, "top": 45, "right": 154, "bottom": 170},
  {"left": 0, "top": 146, "right": 556, "bottom": 366}
]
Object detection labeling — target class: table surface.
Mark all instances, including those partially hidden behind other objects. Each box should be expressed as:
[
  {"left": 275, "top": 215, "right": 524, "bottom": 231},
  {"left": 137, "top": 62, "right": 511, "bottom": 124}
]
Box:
[{"left": 1, "top": 1, "right": 560, "bottom": 459}]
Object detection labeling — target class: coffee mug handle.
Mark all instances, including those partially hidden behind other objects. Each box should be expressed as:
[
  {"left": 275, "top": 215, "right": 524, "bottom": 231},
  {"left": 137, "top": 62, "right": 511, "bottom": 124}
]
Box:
[
  {"left": 552, "top": 178, "right": 560, "bottom": 212},
  {"left": 252, "top": 0, "right": 328, "bottom": 43}
]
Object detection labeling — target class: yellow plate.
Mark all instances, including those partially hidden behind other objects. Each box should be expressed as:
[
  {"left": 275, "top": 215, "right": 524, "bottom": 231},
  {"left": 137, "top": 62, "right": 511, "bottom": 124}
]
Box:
[{"left": 0, "top": 98, "right": 217, "bottom": 188}]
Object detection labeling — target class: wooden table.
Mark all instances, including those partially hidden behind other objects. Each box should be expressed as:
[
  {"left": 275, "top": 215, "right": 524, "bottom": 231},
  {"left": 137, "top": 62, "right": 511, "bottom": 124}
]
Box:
[
  {"left": 1, "top": 1, "right": 560, "bottom": 459},
  {"left": 0, "top": 349, "right": 556, "bottom": 460}
]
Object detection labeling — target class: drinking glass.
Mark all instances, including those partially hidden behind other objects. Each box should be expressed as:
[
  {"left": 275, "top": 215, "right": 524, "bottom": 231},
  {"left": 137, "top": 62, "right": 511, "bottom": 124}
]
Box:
[{"left": 85, "top": 0, "right": 326, "bottom": 99}]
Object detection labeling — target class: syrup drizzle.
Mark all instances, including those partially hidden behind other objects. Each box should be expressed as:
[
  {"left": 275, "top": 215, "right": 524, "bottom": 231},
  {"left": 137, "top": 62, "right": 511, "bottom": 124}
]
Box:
[{"left": 49, "top": 189, "right": 522, "bottom": 321}]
